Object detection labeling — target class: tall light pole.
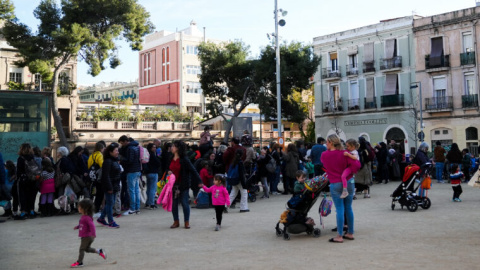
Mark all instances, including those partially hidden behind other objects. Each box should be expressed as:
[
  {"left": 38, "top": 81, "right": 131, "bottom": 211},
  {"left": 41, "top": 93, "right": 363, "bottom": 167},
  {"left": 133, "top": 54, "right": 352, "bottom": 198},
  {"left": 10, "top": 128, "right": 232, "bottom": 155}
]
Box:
[
  {"left": 410, "top": 82, "right": 423, "bottom": 148},
  {"left": 274, "top": 0, "right": 286, "bottom": 138}
]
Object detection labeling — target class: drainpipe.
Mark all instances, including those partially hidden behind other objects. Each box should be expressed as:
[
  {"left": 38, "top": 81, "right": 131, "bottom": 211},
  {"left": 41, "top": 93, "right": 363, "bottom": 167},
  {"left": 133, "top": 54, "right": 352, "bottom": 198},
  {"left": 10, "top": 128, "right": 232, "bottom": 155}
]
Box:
[{"left": 472, "top": 20, "right": 479, "bottom": 109}]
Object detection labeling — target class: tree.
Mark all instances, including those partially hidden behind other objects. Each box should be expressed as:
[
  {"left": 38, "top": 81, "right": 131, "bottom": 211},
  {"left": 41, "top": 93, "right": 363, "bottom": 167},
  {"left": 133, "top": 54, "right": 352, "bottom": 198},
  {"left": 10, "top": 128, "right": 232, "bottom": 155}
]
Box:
[
  {"left": 289, "top": 85, "right": 316, "bottom": 142},
  {"left": 198, "top": 41, "right": 259, "bottom": 143},
  {"left": 1, "top": 0, "right": 154, "bottom": 146},
  {"left": 0, "top": 0, "right": 14, "bottom": 20},
  {"left": 255, "top": 42, "right": 320, "bottom": 131}
]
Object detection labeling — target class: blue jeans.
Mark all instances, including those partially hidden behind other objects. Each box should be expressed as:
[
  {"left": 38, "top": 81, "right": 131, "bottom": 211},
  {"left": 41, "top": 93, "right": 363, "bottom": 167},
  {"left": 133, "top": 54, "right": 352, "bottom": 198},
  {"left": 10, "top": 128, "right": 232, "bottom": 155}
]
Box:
[
  {"left": 172, "top": 189, "right": 190, "bottom": 222},
  {"left": 330, "top": 180, "right": 355, "bottom": 235},
  {"left": 127, "top": 172, "right": 141, "bottom": 211},
  {"left": 146, "top": 173, "right": 158, "bottom": 206},
  {"left": 435, "top": 162, "right": 444, "bottom": 181},
  {"left": 100, "top": 192, "right": 116, "bottom": 223},
  {"left": 270, "top": 166, "right": 281, "bottom": 193}
]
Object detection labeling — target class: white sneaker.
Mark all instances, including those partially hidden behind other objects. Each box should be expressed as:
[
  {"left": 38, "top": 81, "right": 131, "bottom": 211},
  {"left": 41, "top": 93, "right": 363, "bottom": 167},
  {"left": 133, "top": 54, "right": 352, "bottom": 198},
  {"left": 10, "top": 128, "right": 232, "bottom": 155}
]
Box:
[
  {"left": 123, "top": 210, "right": 135, "bottom": 216},
  {"left": 93, "top": 212, "right": 101, "bottom": 218}
]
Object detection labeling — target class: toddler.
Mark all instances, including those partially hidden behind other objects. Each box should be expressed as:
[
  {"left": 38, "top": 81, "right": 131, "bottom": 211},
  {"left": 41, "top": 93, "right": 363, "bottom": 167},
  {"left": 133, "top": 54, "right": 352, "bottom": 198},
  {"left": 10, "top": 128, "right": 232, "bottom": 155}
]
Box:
[
  {"left": 450, "top": 164, "right": 464, "bottom": 202},
  {"left": 341, "top": 139, "right": 361, "bottom": 198},
  {"left": 200, "top": 174, "right": 230, "bottom": 231},
  {"left": 293, "top": 170, "right": 307, "bottom": 194},
  {"left": 71, "top": 199, "right": 107, "bottom": 268},
  {"left": 39, "top": 158, "right": 55, "bottom": 217},
  {"left": 199, "top": 161, "right": 214, "bottom": 187}
]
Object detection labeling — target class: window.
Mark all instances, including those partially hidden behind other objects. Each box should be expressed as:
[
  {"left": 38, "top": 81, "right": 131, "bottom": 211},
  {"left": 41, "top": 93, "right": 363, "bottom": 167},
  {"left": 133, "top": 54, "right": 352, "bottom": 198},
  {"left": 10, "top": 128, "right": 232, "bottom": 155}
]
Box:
[
  {"left": 187, "top": 106, "right": 201, "bottom": 113},
  {"left": 9, "top": 72, "right": 22, "bottom": 83},
  {"left": 186, "top": 65, "right": 202, "bottom": 75},
  {"left": 349, "top": 81, "right": 359, "bottom": 107},
  {"left": 463, "top": 32, "right": 473, "bottom": 53},
  {"left": 385, "top": 39, "right": 397, "bottom": 59},
  {"left": 329, "top": 52, "right": 338, "bottom": 71},
  {"left": 464, "top": 73, "right": 475, "bottom": 95},
  {"left": 466, "top": 127, "right": 478, "bottom": 140},
  {"left": 329, "top": 84, "right": 341, "bottom": 109},
  {"left": 186, "top": 81, "right": 202, "bottom": 94},
  {"left": 384, "top": 74, "right": 399, "bottom": 95},
  {"left": 430, "top": 37, "right": 444, "bottom": 66},
  {"left": 434, "top": 130, "right": 440, "bottom": 135},
  {"left": 349, "top": 54, "right": 357, "bottom": 69},
  {"left": 143, "top": 53, "right": 151, "bottom": 86},
  {"left": 186, "top": 45, "right": 199, "bottom": 55},
  {"left": 162, "top": 47, "right": 170, "bottom": 82},
  {"left": 442, "top": 130, "right": 448, "bottom": 135},
  {"left": 433, "top": 77, "right": 446, "bottom": 99}
]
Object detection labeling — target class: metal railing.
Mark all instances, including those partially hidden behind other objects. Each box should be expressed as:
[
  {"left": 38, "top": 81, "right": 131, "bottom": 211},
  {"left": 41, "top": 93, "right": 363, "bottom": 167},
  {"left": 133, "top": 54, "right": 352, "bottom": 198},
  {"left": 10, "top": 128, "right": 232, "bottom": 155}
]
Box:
[
  {"left": 348, "top": 99, "right": 360, "bottom": 110},
  {"left": 363, "top": 62, "right": 375, "bottom": 73},
  {"left": 323, "top": 100, "right": 343, "bottom": 112},
  {"left": 425, "top": 96, "right": 453, "bottom": 110},
  {"left": 346, "top": 65, "right": 359, "bottom": 76},
  {"left": 364, "top": 97, "right": 376, "bottom": 109},
  {"left": 380, "top": 56, "right": 402, "bottom": 70},
  {"left": 462, "top": 94, "right": 478, "bottom": 108},
  {"left": 460, "top": 52, "right": 475, "bottom": 66},
  {"left": 321, "top": 67, "right": 341, "bottom": 79},
  {"left": 425, "top": 55, "right": 450, "bottom": 69},
  {"left": 381, "top": 94, "right": 404, "bottom": 108}
]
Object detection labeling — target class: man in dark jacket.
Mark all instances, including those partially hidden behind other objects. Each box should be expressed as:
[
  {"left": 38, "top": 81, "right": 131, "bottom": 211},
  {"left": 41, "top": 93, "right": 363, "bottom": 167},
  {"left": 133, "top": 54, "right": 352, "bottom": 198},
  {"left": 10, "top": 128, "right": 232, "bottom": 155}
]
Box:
[
  {"left": 223, "top": 137, "right": 246, "bottom": 172},
  {"left": 118, "top": 135, "right": 141, "bottom": 215}
]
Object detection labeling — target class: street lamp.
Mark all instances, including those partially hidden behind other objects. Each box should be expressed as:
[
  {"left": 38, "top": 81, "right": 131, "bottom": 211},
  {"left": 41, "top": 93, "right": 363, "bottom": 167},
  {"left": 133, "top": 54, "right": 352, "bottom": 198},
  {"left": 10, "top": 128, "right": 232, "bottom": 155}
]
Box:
[
  {"left": 274, "top": 0, "right": 287, "bottom": 138},
  {"left": 410, "top": 82, "right": 423, "bottom": 145}
]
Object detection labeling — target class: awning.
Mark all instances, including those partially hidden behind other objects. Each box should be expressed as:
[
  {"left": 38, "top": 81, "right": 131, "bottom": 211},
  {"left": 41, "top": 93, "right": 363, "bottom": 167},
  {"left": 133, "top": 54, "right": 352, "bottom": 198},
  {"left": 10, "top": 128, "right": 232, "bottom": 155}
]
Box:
[{"left": 347, "top": 46, "right": 358, "bottom": 55}]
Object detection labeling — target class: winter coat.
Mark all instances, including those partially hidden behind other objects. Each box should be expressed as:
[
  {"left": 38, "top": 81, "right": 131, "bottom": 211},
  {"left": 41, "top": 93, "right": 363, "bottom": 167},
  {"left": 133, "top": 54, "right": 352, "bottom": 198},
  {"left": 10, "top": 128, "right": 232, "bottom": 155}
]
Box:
[
  {"left": 256, "top": 154, "right": 271, "bottom": 178},
  {"left": 144, "top": 150, "right": 161, "bottom": 174},
  {"left": 223, "top": 145, "right": 246, "bottom": 171},
  {"left": 446, "top": 149, "right": 462, "bottom": 164},
  {"left": 157, "top": 174, "right": 176, "bottom": 212},
  {"left": 283, "top": 151, "right": 300, "bottom": 179},
  {"left": 101, "top": 156, "right": 122, "bottom": 193},
  {"left": 123, "top": 141, "right": 141, "bottom": 173},
  {"left": 166, "top": 156, "right": 201, "bottom": 192}
]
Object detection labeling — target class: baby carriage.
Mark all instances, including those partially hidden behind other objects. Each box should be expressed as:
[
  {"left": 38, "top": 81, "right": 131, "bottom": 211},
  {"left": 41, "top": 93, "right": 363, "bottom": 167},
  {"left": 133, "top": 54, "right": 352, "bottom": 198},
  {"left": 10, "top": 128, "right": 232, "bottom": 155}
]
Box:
[
  {"left": 275, "top": 174, "right": 329, "bottom": 240},
  {"left": 390, "top": 162, "right": 433, "bottom": 212},
  {"left": 246, "top": 164, "right": 259, "bottom": 202}
]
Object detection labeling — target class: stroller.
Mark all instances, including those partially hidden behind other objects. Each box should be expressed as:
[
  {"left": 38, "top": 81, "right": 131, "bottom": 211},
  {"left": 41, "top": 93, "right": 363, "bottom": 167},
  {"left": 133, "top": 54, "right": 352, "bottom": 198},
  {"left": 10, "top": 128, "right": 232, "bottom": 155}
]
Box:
[
  {"left": 275, "top": 174, "right": 329, "bottom": 240},
  {"left": 390, "top": 162, "right": 433, "bottom": 212},
  {"left": 246, "top": 164, "right": 259, "bottom": 202}
]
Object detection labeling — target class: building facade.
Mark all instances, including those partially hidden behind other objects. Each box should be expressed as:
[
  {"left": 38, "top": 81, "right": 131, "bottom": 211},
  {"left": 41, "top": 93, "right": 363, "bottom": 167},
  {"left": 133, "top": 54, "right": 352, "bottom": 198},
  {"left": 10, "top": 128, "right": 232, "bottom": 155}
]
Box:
[
  {"left": 413, "top": 7, "right": 480, "bottom": 156},
  {"left": 78, "top": 81, "right": 139, "bottom": 103},
  {"left": 313, "top": 16, "right": 419, "bottom": 154}
]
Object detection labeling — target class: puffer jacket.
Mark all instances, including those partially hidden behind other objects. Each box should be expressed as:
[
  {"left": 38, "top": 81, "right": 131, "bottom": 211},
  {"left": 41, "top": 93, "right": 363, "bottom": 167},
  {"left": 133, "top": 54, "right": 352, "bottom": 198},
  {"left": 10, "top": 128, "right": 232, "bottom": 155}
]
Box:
[
  {"left": 283, "top": 151, "right": 300, "bottom": 179},
  {"left": 167, "top": 156, "right": 201, "bottom": 192},
  {"left": 101, "top": 156, "right": 122, "bottom": 192}
]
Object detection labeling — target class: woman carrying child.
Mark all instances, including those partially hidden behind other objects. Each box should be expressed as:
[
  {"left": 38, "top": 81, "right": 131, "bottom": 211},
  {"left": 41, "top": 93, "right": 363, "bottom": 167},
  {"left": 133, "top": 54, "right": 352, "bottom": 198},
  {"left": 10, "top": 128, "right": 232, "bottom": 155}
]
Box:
[{"left": 200, "top": 174, "right": 230, "bottom": 231}]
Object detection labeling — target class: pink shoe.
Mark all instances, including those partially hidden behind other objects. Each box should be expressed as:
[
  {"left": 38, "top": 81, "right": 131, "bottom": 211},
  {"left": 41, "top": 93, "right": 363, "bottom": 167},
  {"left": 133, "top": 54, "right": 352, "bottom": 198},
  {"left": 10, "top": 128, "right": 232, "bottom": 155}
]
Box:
[{"left": 70, "top": 261, "right": 83, "bottom": 268}]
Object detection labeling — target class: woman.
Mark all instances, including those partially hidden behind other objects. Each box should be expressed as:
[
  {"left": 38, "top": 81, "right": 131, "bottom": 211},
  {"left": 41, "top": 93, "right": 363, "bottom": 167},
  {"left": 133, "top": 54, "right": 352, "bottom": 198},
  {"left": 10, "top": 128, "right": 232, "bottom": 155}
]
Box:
[
  {"left": 269, "top": 143, "right": 282, "bottom": 195},
  {"left": 15, "top": 143, "right": 37, "bottom": 220},
  {"left": 376, "top": 142, "right": 389, "bottom": 184},
  {"left": 88, "top": 142, "right": 105, "bottom": 215},
  {"left": 199, "top": 126, "right": 218, "bottom": 157},
  {"left": 55, "top": 146, "right": 75, "bottom": 214},
  {"left": 213, "top": 144, "right": 227, "bottom": 175},
  {"left": 321, "top": 134, "right": 356, "bottom": 243},
  {"left": 256, "top": 147, "right": 271, "bottom": 199},
  {"left": 282, "top": 143, "right": 300, "bottom": 194},
  {"left": 354, "top": 137, "right": 372, "bottom": 198},
  {"left": 145, "top": 143, "right": 161, "bottom": 209},
  {"left": 446, "top": 143, "right": 463, "bottom": 171},
  {"left": 96, "top": 143, "right": 121, "bottom": 228},
  {"left": 69, "top": 146, "right": 88, "bottom": 198},
  {"left": 167, "top": 140, "right": 202, "bottom": 229}
]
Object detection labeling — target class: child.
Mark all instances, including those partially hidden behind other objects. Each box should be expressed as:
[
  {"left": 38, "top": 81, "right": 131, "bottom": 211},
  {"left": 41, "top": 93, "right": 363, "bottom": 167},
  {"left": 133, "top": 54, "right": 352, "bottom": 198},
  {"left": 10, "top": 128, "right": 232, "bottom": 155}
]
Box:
[
  {"left": 341, "top": 139, "right": 361, "bottom": 199},
  {"left": 71, "top": 199, "right": 107, "bottom": 268},
  {"left": 39, "top": 158, "right": 55, "bottom": 217},
  {"left": 293, "top": 170, "right": 307, "bottom": 194},
  {"left": 199, "top": 161, "right": 214, "bottom": 187},
  {"left": 200, "top": 174, "right": 230, "bottom": 231},
  {"left": 450, "top": 164, "right": 464, "bottom": 202}
]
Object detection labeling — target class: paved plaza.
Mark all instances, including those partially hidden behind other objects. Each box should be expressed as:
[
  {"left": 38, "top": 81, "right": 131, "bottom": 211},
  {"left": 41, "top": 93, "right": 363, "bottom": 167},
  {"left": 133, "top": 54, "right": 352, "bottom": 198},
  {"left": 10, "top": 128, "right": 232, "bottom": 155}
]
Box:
[{"left": 0, "top": 182, "right": 479, "bottom": 270}]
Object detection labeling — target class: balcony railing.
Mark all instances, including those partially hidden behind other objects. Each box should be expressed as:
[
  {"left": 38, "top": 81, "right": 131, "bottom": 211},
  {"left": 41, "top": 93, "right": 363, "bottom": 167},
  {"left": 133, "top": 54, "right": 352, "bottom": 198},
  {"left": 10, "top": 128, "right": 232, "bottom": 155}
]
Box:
[
  {"left": 380, "top": 56, "right": 402, "bottom": 70},
  {"left": 321, "top": 67, "right": 341, "bottom": 79},
  {"left": 323, "top": 100, "right": 343, "bottom": 113},
  {"left": 348, "top": 99, "right": 360, "bottom": 110},
  {"left": 363, "top": 62, "right": 375, "bottom": 73},
  {"left": 425, "top": 55, "right": 450, "bottom": 69},
  {"left": 346, "top": 65, "right": 359, "bottom": 76},
  {"left": 460, "top": 52, "right": 475, "bottom": 66},
  {"left": 364, "top": 97, "right": 376, "bottom": 109},
  {"left": 381, "top": 94, "right": 404, "bottom": 108},
  {"left": 425, "top": 96, "right": 453, "bottom": 110},
  {"left": 462, "top": 94, "right": 478, "bottom": 108}
]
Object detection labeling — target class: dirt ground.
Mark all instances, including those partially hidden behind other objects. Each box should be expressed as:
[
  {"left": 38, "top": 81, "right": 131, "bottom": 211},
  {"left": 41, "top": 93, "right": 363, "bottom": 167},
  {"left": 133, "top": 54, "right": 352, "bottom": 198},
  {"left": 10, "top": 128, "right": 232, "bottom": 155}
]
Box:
[{"left": 0, "top": 181, "right": 479, "bottom": 270}]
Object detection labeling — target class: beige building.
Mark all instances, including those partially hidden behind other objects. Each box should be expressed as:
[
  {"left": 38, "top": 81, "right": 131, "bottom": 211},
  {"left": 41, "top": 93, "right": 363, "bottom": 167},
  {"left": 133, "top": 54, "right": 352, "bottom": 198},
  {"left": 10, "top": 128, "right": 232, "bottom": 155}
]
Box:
[
  {"left": 78, "top": 81, "right": 139, "bottom": 103},
  {"left": 413, "top": 7, "right": 480, "bottom": 155}
]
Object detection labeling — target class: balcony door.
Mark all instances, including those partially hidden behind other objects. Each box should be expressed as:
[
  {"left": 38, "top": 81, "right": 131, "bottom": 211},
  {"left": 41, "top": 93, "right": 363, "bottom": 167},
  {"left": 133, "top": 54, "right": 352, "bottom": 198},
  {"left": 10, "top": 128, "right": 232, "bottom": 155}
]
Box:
[
  {"left": 430, "top": 37, "right": 444, "bottom": 67},
  {"left": 329, "top": 85, "right": 340, "bottom": 109},
  {"left": 349, "top": 81, "right": 359, "bottom": 108},
  {"left": 433, "top": 77, "right": 447, "bottom": 108},
  {"left": 465, "top": 73, "right": 475, "bottom": 95},
  {"left": 463, "top": 32, "right": 473, "bottom": 53},
  {"left": 329, "top": 52, "right": 338, "bottom": 72}
]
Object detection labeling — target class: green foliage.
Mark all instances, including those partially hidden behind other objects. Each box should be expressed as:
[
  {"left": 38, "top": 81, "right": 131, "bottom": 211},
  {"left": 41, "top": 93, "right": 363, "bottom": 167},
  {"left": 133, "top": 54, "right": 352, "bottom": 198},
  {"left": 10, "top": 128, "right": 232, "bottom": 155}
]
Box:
[
  {"left": 86, "top": 107, "right": 191, "bottom": 123},
  {"left": 0, "top": 0, "right": 14, "bottom": 20},
  {"left": 8, "top": 81, "right": 25, "bottom": 90}
]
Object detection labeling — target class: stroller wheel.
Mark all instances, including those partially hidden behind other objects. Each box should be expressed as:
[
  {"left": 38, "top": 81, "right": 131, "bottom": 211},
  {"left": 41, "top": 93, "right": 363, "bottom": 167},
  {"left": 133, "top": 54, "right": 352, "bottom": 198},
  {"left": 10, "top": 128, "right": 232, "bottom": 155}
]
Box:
[
  {"left": 391, "top": 203, "right": 395, "bottom": 210},
  {"left": 313, "top": 228, "right": 321, "bottom": 238},
  {"left": 406, "top": 200, "right": 418, "bottom": 212},
  {"left": 275, "top": 226, "right": 283, "bottom": 237},
  {"left": 249, "top": 195, "right": 257, "bottom": 202},
  {"left": 420, "top": 197, "right": 431, "bottom": 209}
]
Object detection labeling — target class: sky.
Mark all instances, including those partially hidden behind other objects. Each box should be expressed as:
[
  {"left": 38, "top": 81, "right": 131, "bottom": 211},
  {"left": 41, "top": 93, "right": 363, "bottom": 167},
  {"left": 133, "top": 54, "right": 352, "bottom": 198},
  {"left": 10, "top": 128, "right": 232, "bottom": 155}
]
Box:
[{"left": 11, "top": 0, "right": 479, "bottom": 86}]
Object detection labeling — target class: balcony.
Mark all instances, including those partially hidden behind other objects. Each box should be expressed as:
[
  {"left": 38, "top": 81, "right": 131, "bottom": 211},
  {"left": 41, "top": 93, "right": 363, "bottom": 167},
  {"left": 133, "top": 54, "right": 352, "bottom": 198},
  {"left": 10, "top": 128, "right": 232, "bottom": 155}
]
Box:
[
  {"left": 380, "top": 56, "right": 402, "bottom": 71},
  {"left": 321, "top": 67, "right": 341, "bottom": 80},
  {"left": 462, "top": 94, "right": 478, "bottom": 108},
  {"left": 363, "top": 62, "right": 375, "bottom": 73},
  {"left": 347, "top": 99, "right": 360, "bottom": 111},
  {"left": 425, "top": 55, "right": 450, "bottom": 70},
  {"left": 323, "top": 100, "right": 343, "bottom": 113},
  {"left": 460, "top": 52, "right": 475, "bottom": 66},
  {"left": 425, "top": 96, "right": 453, "bottom": 111},
  {"left": 381, "top": 94, "right": 404, "bottom": 108},
  {"left": 346, "top": 65, "right": 359, "bottom": 76},
  {"left": 364, "top": 97, "right": 376, "bottom": 109}
]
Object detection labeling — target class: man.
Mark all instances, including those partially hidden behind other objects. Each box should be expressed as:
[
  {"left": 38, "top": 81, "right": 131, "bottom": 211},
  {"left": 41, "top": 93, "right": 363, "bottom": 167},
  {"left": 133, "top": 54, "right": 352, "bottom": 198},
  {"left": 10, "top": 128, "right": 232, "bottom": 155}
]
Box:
[
  {"left": 241, "top": 130, "right": 256, "bottom": 174},
  {"left": 223, "top": 137, "right": 246, "bottom": 172},
  {"left": 153, "top": 139, "right": 162, "bottom": 157},
  {"left": 433, "top": 141, "right": 446, "bottom": 183},
  {"left": 118, "top": 135, "right": 142, "bottom": 215},
  {"left": 310, "top": 137, "right": 327, "bottom": 176}
]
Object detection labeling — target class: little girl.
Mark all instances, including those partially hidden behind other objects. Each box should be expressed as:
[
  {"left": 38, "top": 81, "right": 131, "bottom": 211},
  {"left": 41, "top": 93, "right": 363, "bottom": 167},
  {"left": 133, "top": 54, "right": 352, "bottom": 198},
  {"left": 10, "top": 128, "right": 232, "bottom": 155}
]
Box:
[
  {"left": 71, "top": 199, "right": 107, "bottom": 268},
  {"left": 200, "top": 174, "right": 230, "bottom": 231},
  {"left": 341, "top": 139, "right": 361, "bottom": 198},
  {"left": 39, "top": 158, "right": 55, "bottom": 217},
  {"left": 450, "top": 164, "right": 464, "bottom": 202},
  {"left": 199, "top": 161, "right": 214, "bottom": 187}
]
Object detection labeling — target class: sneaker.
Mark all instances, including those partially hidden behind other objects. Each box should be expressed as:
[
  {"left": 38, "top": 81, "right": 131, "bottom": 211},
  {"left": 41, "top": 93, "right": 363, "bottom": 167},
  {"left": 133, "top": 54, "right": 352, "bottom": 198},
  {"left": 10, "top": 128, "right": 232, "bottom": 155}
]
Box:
[
  {"left": 29, "top": 211, "right": 37, "bottom": 219},
  {"left": 108, "top": 222, "right": 120, "bottom": 229},
  {"left": 364, "top": 194, "right": 371, "bottom": 198},
  {"left": 144, "top": 204, "right": 151, "bottom": 209},
  {"left": 230, "top": 204, "right": 236, "bottom": 209},
  {"left": 70, "top": 261, "right": 83, "bottom": 268},
  {"left": 271, "top": 192, "right": 280, "bottom": 195},
  {"left": 455, "top": 198, "right": 462, "bottom": 202},
  {"left": 437, "top": 181, "right": 445, "bottom": 184},
  {"left": 98, "top": 249, "right": 107, "bottom": 260},
  {"left": 239, "top": 209, "right": 250, "bottom": 213},
  {"left": 97, "top": 218, "right": 108, "bottom": 226},
  {"left": 93, "top": 212, "right": 101, "bottom": 218},
  {"left": 149, "top": 205, "right": 156, "bottom": 210},
  {"left": 260, "top": 194, "right": 269, "bottom": 199},
  {"left": 135, "top": 210, "right": 140, "bottom": 214},
  {"left": 215, "top": 224, "right": 220, "bottom": 231},
  {"left": 223, "top": 208, "right": 228, "bottom": 213},
  {"left": 123, "top": 210, "right": 135, "bottom": 216},
  {"left": 113, "top": 213, "right": 122, "bottom": 218},
  {"left": 14, "top": 213, "right": 27, "bottom": 220}
]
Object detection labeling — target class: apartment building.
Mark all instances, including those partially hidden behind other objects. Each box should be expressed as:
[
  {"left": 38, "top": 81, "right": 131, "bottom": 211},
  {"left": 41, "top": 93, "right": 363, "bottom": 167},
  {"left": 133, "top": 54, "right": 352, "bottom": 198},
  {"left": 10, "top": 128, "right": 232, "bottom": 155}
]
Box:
[
  {"left": 413, "top": 7, "right": 480, "bottom": 155},
  {"left": 313, "top": 16, "right": 419, "bottom": 154},
  {"left": 78, "top": 81, "right": 139, "bottom": 103}
]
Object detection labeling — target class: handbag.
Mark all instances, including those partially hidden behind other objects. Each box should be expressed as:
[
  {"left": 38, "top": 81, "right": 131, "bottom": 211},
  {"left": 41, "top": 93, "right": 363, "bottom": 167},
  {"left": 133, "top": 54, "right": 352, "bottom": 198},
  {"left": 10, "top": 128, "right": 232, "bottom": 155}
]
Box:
[{"left": 421, "top": 176, "right": 432, "bottom": 190}]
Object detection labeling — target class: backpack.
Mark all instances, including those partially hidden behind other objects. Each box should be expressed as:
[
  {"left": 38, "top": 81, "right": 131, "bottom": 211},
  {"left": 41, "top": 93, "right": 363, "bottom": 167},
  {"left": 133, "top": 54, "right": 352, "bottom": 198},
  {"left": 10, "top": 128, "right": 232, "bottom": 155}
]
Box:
[
  {"left": 88, "top": 153, "right": 102, "bottom": 182},
  {"left": 195, "top": 190, "right": 210, "bottom": 209},
  {"left": 139, "top": 145, "right": 150, "bottom": 164},
  {"left": 227, "top": 164, "right": 240, "bottom": 186},
  {"left": 366, "top": 144, "right": 376, "bottom": 162},
  {"left": 266, "top": 155, "right": 277, "bottom": 173},
  {"left": 23, "top": 157, "right": 41, "bottom": 181}
]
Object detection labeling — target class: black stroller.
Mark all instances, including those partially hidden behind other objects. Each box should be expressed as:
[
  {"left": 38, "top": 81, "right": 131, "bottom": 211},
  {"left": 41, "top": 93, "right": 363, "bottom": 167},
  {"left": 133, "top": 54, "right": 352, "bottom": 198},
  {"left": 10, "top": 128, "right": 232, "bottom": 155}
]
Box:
[
  {"left": 391, "top": 162, "right": 433, "bottom": 212},
  {"left": 275, "top": 175, "right": 329, "bottom": 240}
]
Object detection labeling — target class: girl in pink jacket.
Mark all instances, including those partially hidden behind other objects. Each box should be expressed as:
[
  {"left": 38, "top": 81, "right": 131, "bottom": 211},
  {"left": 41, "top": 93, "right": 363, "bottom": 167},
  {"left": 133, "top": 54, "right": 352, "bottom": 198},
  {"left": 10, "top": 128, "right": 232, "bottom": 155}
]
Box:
[{"left": 200, "top": 174, "right": 230, "bottom": 231}]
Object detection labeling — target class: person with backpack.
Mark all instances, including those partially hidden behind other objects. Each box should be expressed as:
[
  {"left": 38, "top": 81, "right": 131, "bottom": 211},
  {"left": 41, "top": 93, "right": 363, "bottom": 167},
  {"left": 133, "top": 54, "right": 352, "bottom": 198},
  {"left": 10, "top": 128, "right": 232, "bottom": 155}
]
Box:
[
  {"left": 15, "top": 143, "right": 40, "bottom": 220},
  {"left": 88, "top": 142, "right": 105, "bottom": 217},
  {"left": 227, "top": 149, "right": 249, "bottom": 213},
  {"left": 118, "top": 135, "right": 142, "bottom": 216},
  {"left": 256, "top": 147, "right": 271, "bottom": 199}
]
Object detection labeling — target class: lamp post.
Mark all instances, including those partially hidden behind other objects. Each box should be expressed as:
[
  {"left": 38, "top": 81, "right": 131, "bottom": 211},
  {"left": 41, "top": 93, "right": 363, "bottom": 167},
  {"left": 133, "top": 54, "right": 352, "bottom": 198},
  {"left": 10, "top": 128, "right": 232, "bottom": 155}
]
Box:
[
  {"left": 274, "top": 0, "right": 286, "bottom": 138},
  {"left": 410, "top": 82, "right": 423, "bottom": 147}
]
